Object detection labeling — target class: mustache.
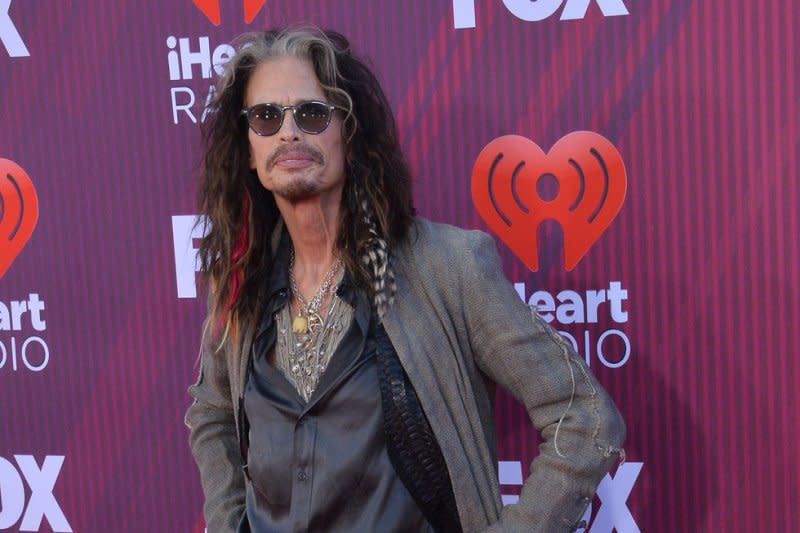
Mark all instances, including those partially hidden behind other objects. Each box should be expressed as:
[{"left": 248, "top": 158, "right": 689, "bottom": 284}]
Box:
[{"left": 266, "top": 144, "right": 324, "bottom": 170}]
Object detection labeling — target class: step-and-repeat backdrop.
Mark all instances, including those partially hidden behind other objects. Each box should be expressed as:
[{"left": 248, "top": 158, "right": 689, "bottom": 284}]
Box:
[{"left": 2, "top": 1, "right": 797, "bottom": 531}]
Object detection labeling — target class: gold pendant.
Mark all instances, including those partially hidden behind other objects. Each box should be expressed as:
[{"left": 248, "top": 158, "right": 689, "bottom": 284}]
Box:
[{"left": 292, "top": 315, "right": 308, "bottom": 334}]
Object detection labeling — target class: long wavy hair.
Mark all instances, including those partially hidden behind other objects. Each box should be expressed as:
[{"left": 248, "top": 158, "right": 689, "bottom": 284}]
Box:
[{"left": 197, "top": 27, "right": 415, "bottom": 349}]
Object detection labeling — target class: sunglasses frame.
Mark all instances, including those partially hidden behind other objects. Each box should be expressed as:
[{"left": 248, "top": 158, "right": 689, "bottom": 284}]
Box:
[{"left": 241, "top": 100, "right": 343, "bottom": 136}]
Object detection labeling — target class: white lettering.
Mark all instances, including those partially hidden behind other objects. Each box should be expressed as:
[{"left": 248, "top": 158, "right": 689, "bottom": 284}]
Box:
[
  {"left": 10, "top": 300, "right": 26, "bottom": 330},
  {"left": 0, "top": 0, "right": 29, "bottom": 57},
  {"left": 20, "top": 336, "right": 49, "bottom": 371},
  {"left": 498, "top": 461, "right": 522, "bottom": 505},
  {"left": 166, "top": 35, "right": 180, "bottom": 80},
  {"left": 585, "top": 289, "right": 605, "bottom": 323},
  {"left": 171, "top": 87, "right": 197, "bottom": 125},
  {"left": 27, "top": 294, "right": 46, "bottom": 330},
  {"left": 179, "top": 36, "right": 211, "bottom": 80},
  {"left": 167, "top": 36, "right": 234, "bottom": 80},
  {"left": 516, "top": 281, "right": 632, "bottom": 369},
  {"left": 521, "top": 282, "right": 629, "bottom": 325},
  {"left": 560, "top": 0, "right": 630, "bottom": 20},
  {"left": 592, "top": 462, "right": 642, "bottom": 532},
  {"left": 172, "top": 215, "right": 208, "bottom": 298},
  {"left": 607, "top": 281, "right": 628, "bottom": 322},
  {"left": 0, "top": 295, "right": 47, "bottom": 331},
  {"left": 514, "top": 282, "right": 526, "bottom": 301},
  {"left": 530, "top": 290, "right": 556, "bottom": 322},
  {"left": 0, "top": 455, "right": 72, "bottom": 532},
  {"left": 596, "top": 329, "right": 630, "bottom": 368},
  {"left": 0, "top": 336, "right": 51, "bottom": 372},
  {"left": 212, "top": 44, "right": 235, "bottom": 76},
  {"left": 453, "top": 0, "right": 630, "bottom": 28},
  {"left": 555, "top": 289, "right": 584, "bottom": 324},
  {"left": 496, "top": 460, "right": 643, "bottom": 532},
  {"left": 0, "top": 457, "right": 25, "bottom": 529},
  {"left": 452, "top": 0, "right": 477, "bottom": 29},
  {"left": 16, "top": 456, "right": 72, "bottom": 532},
  {"left": 503, "top": 0, "right": 562, "bottom": 22},
  {"left": 556, "top": 329, "right": 631, "bottom": 369}
]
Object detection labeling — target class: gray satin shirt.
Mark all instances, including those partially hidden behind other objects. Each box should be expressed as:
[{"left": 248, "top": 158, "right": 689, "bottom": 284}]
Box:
[{"left": 238, "top": 261, "right": 433, "bottom": 533}]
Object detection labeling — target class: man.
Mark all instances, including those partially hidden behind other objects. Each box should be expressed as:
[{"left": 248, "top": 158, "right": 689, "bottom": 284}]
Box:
[{"left": 186, "top": 27, "right": 625, "bottom": 533}]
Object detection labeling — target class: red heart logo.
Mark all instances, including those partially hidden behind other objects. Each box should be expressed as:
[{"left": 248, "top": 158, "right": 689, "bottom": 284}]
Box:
[
  {"left": 0, "top": 159, "right": 39, "bottom": 278},
  {"left": 471, "top": 132, "right": 626, "bottom": 271},
  {"left": 191, "top": 0, "right": 267, "bottom": 24},
  {"left": 191, "top": 0, "right": 222, "bottom": 25}
]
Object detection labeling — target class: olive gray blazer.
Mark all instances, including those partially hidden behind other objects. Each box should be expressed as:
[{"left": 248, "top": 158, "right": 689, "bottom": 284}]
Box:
[{"left": 186, "top": 218, "right": 625, "bottom": 533}]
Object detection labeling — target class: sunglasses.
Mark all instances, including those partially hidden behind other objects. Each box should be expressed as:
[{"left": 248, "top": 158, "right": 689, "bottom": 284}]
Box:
[{"left": 241, "top": 100, "right": 344, "bottom": 136}]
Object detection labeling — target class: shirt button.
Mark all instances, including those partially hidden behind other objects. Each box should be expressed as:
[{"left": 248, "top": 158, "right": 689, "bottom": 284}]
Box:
[{"left": 297, "top": 470, "right": 308, "bottom": 482}]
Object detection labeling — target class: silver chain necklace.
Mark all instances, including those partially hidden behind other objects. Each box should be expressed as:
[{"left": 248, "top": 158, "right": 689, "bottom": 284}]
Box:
[
  {"left": 288, "top": 249, "right": 342, "bottom": 336},
  {"left": 275, "top": 294, "right": 350, "bottom": 401},
  {"left": 277, "top": 250, "right": 350, "bottom": 401}
]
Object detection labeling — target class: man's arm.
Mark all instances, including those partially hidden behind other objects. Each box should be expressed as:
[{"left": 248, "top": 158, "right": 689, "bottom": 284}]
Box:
[
  {"left": 463, "top": 231, "right": 626, "bottom": 532},
  {"left": 185, "top": 334, "right": 247, "bottom": 533}
]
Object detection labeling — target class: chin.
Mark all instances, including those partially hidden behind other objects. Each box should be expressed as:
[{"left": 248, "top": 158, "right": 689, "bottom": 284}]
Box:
[{"left": 274, "top": 180, "right": 320, "bottom": 203}]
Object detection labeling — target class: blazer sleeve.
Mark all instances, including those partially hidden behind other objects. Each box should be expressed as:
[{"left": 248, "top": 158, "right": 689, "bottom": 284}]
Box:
[
  {"left": 185, "top": 330, "right": 247, "bottom": 533},
  {"left": 462, "top": 231, "right": 626, "bottom": 533}
]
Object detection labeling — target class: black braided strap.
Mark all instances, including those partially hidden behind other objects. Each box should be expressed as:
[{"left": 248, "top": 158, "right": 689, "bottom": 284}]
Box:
[{"left": 374, "top": 323, "right": 463, "bottom": 533}]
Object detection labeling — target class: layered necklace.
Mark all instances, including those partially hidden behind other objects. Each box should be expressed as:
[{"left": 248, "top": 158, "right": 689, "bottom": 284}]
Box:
[
  {"left": 289, "top": 249, "right": 342, "bottom": 336},
  {"left": 275, "top": 250, "right": 351, "bottom": 402}
]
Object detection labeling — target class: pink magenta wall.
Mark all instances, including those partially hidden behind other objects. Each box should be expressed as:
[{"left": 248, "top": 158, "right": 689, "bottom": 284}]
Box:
[{"left": 1, "top": 1, "right": 797, "bottom": 531}]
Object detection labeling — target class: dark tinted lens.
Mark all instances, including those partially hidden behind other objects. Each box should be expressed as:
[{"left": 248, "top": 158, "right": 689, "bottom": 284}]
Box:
[
  {"left": 294, "top": 102, "right": 332, "bottom": 133},
  {"left": 248, "top": 104, "right": 283, "bottom": 135}
]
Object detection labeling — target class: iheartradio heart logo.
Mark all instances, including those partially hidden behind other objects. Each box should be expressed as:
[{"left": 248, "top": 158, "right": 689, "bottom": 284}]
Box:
[
  {"left": 0, "top": 159, "right": 39, "bottom": 278},
  {"left": 191, "top": 0, "right": 267, "bottom": 24},
  {"left": 471, "top": 132, "right": 626, "bottom": 271}
]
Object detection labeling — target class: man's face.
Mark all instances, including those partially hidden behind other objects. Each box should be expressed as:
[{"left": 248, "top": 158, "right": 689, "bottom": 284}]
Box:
[{"left": 245, "top": 56, "right": 347, "bottom": 204}]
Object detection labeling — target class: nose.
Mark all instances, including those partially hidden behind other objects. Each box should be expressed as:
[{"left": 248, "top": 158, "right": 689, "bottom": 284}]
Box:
[{"left": 277, "top": 108, "right": 302, "bottom": 142}]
